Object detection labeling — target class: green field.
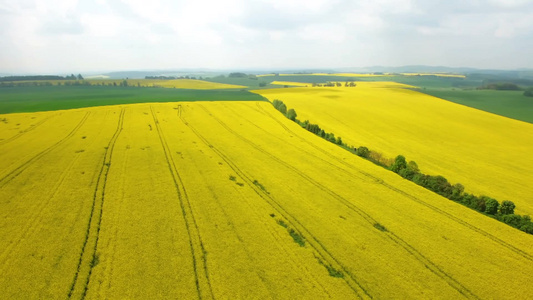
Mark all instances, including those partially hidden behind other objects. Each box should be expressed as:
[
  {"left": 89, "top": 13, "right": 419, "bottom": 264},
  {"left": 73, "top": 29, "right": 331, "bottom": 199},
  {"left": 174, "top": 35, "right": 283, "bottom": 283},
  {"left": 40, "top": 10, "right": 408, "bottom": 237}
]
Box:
[
  {"left": 422, "top": 89, "right": 533, "bottom": 123},
  {"left": 0, "top": 85, "right": 266, "bottom": 113},
  {"left": 204, "top": 75, "right": 274, "bottom": 88},
  {"left": 360, "top": 75, "right": 481, "bottom": 88},
  {"left": 255, "top": 74, "right": 482, "bottom": 88}
]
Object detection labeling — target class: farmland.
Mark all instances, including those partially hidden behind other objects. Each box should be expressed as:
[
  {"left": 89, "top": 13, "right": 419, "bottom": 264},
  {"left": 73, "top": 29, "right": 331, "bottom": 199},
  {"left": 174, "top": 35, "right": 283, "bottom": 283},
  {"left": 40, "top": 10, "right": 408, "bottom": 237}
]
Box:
[
  {"left": 1, "top": 100, "right": 532, "bottom": 299},
  {"left": 421, "top": 88, "right": 533, "bottom": 123},
  {"left": 0, "top": 85, "right": 264, "bottom": 114},
  {"left": 254, "top": 82, "right": 533, "bottom": 217}
]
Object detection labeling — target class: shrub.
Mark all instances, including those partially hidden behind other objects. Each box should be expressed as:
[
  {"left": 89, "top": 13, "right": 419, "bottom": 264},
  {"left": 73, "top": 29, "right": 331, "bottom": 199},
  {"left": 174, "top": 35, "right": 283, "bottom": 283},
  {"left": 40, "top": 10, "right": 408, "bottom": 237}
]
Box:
[
  {"left": 483, "top": 197, "right": 499, "bottom": 215},
  {"left": 390, "top": 155, "right": 407, "bottom": 173},
  {"left": 450, "top": 183, "right": 464, "bottom": 201},
  {"left": 286, "top": 108, "right": 297, "bottom": 121},
  {"left": 355, "top": 146, "right": 370, "bottom": 158},
  {"left": 500, "top": 200, "right": 516, "bottom": 215},
  {"left": 500, "top": 214, "right": 523, "bottom": 228}
]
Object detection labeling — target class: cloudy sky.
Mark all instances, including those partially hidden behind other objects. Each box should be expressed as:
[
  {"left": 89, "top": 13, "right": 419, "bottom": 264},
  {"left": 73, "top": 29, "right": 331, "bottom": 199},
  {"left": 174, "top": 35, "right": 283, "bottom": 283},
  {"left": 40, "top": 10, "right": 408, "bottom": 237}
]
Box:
[{"left": 1, "top": 0, "right": 532, "bottom": 74}]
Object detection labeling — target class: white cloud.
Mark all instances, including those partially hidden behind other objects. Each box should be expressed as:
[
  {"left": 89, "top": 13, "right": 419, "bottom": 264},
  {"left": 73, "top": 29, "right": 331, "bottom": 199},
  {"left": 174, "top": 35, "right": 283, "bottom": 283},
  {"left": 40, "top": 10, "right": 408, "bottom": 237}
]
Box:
[{"left": 1, "top": 0, "right": 532, "bottom": 73}]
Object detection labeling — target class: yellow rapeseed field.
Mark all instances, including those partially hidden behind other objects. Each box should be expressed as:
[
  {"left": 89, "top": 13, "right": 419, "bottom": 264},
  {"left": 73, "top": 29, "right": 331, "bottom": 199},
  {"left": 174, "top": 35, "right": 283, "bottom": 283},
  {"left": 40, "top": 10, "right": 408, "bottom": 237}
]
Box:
[
  {"left": 0, "top": 101, "right": 532, "bottom": 299},
  {"left": 254, "top": 83, "right": 533, "bottom": 216},
  {"left": 270, "top": 81, "right": 312, "bottom": 87}
]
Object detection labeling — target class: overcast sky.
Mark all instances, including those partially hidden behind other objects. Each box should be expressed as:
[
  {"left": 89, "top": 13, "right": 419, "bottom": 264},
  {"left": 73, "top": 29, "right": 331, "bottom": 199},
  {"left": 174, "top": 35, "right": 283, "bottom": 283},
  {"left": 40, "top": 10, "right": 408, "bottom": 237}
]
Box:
[{"left": 1, "top": 0, "right": 532, "bottom": 74}]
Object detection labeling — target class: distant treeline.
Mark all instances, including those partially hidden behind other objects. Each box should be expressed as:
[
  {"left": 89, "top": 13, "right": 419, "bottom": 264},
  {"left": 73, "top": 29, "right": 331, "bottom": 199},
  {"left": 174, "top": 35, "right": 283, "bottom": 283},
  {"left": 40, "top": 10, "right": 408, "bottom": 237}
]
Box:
[
  {"left": 478, "top": 78, "right": 533, "bottom": 92},
  {"left": 0, "top": 74, "right": 83, "bottom": 82},
  {"left": 478, "top": 83, "right": 521, "bottom": 91},
  {"left": 271, "top": 99, "right": 533, "bottom": 235},
  {"left": 228, "top": 72, "right": 248, "bottom": 78},
  {"left": 312, "top": 82, "right": 357, "bottom": 87},
  {"left": 2, "top": 79, "right": 154, "bottom": 88},
  {"left": 145, "top": 75, "right": 201, "bottom": 80}
]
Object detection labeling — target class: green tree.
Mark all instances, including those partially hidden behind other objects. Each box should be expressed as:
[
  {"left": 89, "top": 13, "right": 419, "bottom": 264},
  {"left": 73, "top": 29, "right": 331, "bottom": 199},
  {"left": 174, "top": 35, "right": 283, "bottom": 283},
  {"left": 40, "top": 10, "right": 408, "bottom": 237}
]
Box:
[
  {"left": 398, "top": 160, "right": 420, "bottom": 180},
  {"left": 355, "top": 146, "right": 369, "bottom": 158},
  {"left": 390, "top": 155, "right": 407, "bottom": 173},
  {"left": 286, "top": 108, "right": 297, "bottom": 121},
  {"left": 272, "top": 100, "right": 287, "bottom": 114},
  {"left": 483, "top": 197, "right": 499, "bottom": 215},
  {"left": 500, "top": 214, "right": 523, "bottom": 227},
  {"left": 450, "top": 183, "right": 464, "bottom": 201},
  {"left": 407, "top": 161, "right": 419, "bottom": 173},
  {"left": 500, "top": 200, "right": 515, "bottom": 215},
  {"left": 77, "top": 74, "right": 84, "bottom": 80}
]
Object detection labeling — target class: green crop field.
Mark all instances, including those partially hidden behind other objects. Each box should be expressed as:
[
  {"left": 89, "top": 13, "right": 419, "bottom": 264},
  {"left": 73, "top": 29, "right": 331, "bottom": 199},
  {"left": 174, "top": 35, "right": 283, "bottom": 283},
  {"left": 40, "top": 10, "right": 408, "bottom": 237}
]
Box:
[
  {"left": 422, "top": 89, "right": 533, "bottom": 123},
  {"left": 358, "top": 75, "right": 481, "bottom": 88},
  {"left": 204, "top": 76, "right": 274, "bottom": 88},
  {"left": 0, "top": 85, "right": 266, "bottom": 113}
]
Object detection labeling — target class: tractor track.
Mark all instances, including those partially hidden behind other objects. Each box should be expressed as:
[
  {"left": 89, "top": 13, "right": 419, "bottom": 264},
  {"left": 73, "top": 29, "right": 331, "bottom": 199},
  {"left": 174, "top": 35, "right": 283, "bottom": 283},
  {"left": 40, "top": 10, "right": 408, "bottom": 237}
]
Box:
[
  {"left": 197, "top": 103, "right": 479, "bottom": 299},
  {"left": 150, "top": 106, "right": 214, "bottom": 300},
  {"left": 0, "top": 112, "right": 90, "bottom": 188},
  {"left": 0, "top": 114, "right": 55, "bottom": 147},
  {"left": 179, "top": 105, "right": 371, "bottom": 299},
  {"left": 68, "top": 108, "right": 125, "bottom": 299},
  {"left": 0, "top": 144, "right": 84, "bottom": 274}
]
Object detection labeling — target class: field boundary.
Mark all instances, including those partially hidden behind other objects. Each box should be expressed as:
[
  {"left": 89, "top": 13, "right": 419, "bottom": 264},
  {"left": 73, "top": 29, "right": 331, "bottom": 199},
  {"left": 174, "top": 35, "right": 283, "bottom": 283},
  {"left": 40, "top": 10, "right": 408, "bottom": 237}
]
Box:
[
  {"left": 256, "top": 103, "right": 533, "bottom": 261},
  {"left": 197, "top": 104, "right": 479, "bottom": 299}
]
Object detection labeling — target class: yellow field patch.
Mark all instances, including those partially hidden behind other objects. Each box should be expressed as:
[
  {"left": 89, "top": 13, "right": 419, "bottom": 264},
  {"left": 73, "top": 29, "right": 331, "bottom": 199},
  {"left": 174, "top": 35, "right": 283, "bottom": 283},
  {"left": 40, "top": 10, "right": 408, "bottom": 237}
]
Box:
[
  {"left": 0, "top": 101, "right": 532, "bottom": 299},
  {"left": 270, "top": 81, "right": 312, "bottom": 87},
  {"left": 254, "top": 86, "right": 533, "bottom": 216},
  {"left": 270, "top": 81, "right": 417, "bottom": 89}
]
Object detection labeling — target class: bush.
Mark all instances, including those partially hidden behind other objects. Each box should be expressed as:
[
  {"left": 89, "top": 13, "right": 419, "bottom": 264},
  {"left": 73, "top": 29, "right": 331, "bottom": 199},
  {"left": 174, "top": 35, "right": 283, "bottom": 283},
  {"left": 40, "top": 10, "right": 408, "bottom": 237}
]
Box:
[
  {"left": 500, "top": 214, "right": 523, "bottom": 227},
  {"left": 390, "top": 155, "right": 407, "bottom": 173},
  {"left": 450, "top": 183, "right": 465, "bottom": 201},
  {"left": 272, "top": 100, "right": 287, "bottom": 114},
  {"left": 500, "top": 200, "right": 516, "bottom": 215},
  {"left": 355, "top": 146, "right": 370, "bottom": 158},
  {"left": 286, "top": 108, "right": 297, "bottom": 121},
  {"left": 483, "top": 197, "right": 499, "bottom": 215}
]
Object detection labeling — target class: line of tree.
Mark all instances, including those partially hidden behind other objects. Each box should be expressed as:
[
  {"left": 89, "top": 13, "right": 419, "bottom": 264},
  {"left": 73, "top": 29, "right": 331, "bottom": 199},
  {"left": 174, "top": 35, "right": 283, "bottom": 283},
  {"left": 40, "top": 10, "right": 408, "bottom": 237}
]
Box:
[
  {"left": 271, "top": 99, "right": 533, "bottom": 235},
  {"left": 478, "top": 82, "right": 521, "bottom": 90},
  {"left": 0, "top": 74, "right": 83, "bottom": 82},
  {"left": 228, "top": 72, "right": 248, "bottom": 78},
  {"left": 145, "top": 75, "right": 199, "bottom": 80},
  {"left": 389, "top": 155, "right": 532, "bottom": 233},
  {"left": 1, "top": 79, "right": 145, "bottom": 88},
  {"left": 311, "top": 82, "right": 356, "bottom": 87},
  {"left": 524, "top": 88, "right": 533, "bottom": 97}
]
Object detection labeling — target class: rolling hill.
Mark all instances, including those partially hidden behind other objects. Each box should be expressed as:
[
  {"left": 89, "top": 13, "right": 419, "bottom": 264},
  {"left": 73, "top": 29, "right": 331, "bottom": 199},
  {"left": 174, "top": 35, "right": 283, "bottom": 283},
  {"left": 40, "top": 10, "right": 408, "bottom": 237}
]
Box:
[{"left": 0, "top": 101, "right": 531, "bottom": 299}]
